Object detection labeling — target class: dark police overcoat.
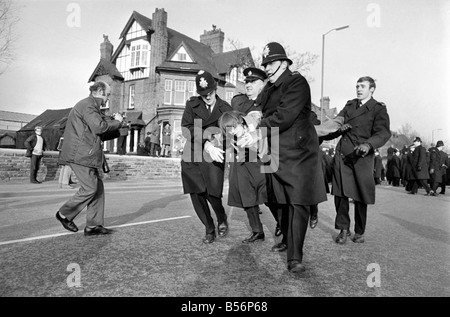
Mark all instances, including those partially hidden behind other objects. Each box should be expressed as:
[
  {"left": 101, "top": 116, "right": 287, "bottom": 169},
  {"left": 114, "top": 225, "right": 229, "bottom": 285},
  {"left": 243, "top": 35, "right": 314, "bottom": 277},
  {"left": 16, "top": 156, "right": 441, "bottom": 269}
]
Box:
[
  {"left": 180, "top": 95, "right": 232, "bottom": 198},
  {"left": 331, "top": 98, "right": 391, "bottom": 204},
  {"left": 411, "top": 145, "right": 429, "bottom": 180},
  {"left": 257, "top": 69, "right": 327, "bottom": 205}
]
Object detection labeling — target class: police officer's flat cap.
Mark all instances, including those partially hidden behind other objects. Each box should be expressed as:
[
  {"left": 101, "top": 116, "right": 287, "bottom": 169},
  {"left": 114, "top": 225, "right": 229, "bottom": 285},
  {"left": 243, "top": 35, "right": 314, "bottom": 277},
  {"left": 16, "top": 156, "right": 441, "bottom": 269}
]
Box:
[
  {"left": 261, "top": 42, "right": 293, "bottom": 66},
  {"left": 195, "top": 70, "right": 217, "bottom": 96},
  {"left": 243, "top": 67, "right": 267, "bottom": 82}
]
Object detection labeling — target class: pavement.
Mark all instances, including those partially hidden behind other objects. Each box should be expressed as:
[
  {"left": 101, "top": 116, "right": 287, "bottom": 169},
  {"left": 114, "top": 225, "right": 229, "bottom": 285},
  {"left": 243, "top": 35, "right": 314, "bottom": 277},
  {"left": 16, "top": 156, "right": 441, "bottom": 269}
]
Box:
[{"left": 0, "top": 178, "right": 449, "bottom": 299}]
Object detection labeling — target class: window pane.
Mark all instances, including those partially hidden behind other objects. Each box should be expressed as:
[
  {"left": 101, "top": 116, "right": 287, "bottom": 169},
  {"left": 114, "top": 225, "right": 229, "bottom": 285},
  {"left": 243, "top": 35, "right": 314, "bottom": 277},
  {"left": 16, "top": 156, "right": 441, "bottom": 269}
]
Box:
[
  {"left": 129, "top": 85, "right": 135, "bottom": 108},
  {"left": 164, "top": 79, "right": 172, "bottom": 104}
]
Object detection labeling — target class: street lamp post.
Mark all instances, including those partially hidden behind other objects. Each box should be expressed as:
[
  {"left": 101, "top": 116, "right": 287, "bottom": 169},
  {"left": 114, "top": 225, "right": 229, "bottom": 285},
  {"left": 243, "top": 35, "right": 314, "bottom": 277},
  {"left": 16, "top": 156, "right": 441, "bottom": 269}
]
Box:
[
  {"left": 320, "top": 25, "right": 349, "bottom": 123},
  {"left": 432, "top": 128, "right": 442, "bottom": 145}
]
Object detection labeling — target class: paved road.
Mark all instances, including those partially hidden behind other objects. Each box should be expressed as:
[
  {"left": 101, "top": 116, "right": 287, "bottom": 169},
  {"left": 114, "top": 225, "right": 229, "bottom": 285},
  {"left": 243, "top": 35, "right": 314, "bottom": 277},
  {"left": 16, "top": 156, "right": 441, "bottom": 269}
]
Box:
[{"left": 0, "top": 178, "right": 449, "bottom": 298}]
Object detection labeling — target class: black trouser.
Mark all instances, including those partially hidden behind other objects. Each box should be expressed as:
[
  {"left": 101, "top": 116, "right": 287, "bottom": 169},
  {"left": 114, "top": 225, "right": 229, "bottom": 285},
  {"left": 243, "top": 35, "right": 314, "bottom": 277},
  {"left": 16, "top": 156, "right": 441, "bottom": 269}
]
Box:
[
  {"left": 190, "top": 193, "right": 227, "bottom": 235},
  {"left": 286, "top": 204, "right": 310, "bottom": 263},
  {"left": 245, "top": 206, "right": 263, "bottom": 233},
  {"left": 266, "top": 202, "right": 288, "bottom": 244},
  {"left": 411, "top": 179, "right": 432, "bottom": 193},
  {"left": 334, "top": 195, "right": 368, "bottom": 235},
  {"left": 30, "top": 154, "right": 42, "bottom": 182},
  {"left": 441, "top": 174, "right": 447, "bottom": 194}
]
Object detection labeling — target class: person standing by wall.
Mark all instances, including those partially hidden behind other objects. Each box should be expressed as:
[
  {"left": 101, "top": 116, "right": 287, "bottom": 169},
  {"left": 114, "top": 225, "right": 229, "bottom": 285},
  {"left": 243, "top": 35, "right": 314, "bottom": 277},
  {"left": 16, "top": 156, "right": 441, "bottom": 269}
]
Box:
[
  {"left": 256, "top": 42, "right": 327, "bottom": 273},
  {"left": 180, "top": 70, "right": 232, "bottom": 244},
  {"left": 149, "top": 123, "right": 160, "bottom": 157},
  {"left": 24, "top": 126, "right": 47, "bottom": 184},
  {"left": 161, "top": 123, "right": 172, "bottom": 157},
  {"left": 56, "top": 136, "right": 75, "bottom": 189},
  {"left": 55, "top": 81, "right": 126, "bottom": 236}
]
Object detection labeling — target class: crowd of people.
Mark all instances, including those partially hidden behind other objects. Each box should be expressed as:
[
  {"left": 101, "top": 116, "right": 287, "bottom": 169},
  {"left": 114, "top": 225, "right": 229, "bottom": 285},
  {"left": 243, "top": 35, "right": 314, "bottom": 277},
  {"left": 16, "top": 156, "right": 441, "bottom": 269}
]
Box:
[
  {"left": 44, "top": 41, "right": 446, "bottom": 275},
  {"left": 376, "top": 139, "right": 449, "bottom": 196}
]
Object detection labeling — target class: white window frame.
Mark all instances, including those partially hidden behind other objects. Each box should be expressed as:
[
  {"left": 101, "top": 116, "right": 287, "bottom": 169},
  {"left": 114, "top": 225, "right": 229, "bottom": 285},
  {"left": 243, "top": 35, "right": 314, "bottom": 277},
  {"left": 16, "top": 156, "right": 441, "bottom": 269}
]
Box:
[
  {"left": 187, "top": 81, "right": 196, "bottom": 99},
  {"left": 129, "top": 84, "right": 135, "bottom": 109},
  {"left": 226, "top": 91, "right": 234, "bottom": 102},
  {"left": 164, "top": 79, "right": 173, "bottom": 104},
  {"left": 130, "top": 41, "right": 150, "bottom": 69},
  {"left": 174, "top": 80, "right": 187, "bottom": 105}
]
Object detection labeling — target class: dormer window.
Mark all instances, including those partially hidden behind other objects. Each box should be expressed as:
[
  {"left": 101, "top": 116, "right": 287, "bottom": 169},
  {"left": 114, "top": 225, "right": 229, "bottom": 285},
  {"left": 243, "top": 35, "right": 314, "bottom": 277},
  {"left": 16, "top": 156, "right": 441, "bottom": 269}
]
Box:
[
  {"left": 130, "top": 42, "right": 150, "bottom": 69},
  {"left": 177, "top": 53, "right": 187, "bottom": 61}
]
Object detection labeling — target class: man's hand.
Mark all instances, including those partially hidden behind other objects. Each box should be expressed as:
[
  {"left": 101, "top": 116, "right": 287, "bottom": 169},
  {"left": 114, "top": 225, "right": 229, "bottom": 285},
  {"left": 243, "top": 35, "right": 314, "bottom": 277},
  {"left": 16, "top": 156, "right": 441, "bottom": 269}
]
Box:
[
  {"left": 114, "top": 113, "right": 124, "bottom": 122},
  {"left": 236, "top": 132, "right": 255, "bottom": 148},
  {"left": 430, "top": 168, "right": 435, "bottom": 174},
  {"left": 354, "top": 143, "right": 371, "bottom": 157},
  {"left": 204, "top": 141, "right": 224, "bottom": 163},
  {"left": 339, "top": 123, "right": 352, "bottom": 133}
]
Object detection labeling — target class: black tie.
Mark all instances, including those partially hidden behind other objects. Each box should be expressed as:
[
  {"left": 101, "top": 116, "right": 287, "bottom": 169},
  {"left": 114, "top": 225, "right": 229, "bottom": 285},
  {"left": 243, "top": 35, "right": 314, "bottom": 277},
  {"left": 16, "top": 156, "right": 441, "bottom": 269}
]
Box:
[
  {"left": 356, "top": 101, "right": 361, "bottom": 109},
  {"left": 207, "top": 105, "right": 211, "bottom": 115}
]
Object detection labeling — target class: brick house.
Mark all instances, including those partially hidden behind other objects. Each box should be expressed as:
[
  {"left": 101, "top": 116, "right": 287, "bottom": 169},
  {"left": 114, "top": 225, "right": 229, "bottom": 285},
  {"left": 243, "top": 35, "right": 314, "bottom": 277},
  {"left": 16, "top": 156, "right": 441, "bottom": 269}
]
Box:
[{"left": 89, "top": 8, "right": 254, "bottom": 155}]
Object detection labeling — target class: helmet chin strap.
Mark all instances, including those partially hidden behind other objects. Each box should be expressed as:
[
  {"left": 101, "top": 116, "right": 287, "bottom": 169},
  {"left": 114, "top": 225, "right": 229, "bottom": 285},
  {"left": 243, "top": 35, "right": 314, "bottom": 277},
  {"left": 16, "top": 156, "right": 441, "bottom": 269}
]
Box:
[{"left": 267, "top": 62, "right": 282, "bottom": 78}]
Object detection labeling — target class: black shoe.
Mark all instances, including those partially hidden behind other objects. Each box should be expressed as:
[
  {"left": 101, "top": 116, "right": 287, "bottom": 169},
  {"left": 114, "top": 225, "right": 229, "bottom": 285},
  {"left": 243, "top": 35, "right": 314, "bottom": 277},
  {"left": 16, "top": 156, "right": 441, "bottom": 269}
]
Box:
[
  {"left": 425, "top": 190, "right": 435, "bottom": 196},
  {"left": 271, "top": 242, "right": 287, "bottom": 252},
  {"left": 202, "top": 233, "right": 215, "bottom": 244},
  {"left": 275, "top": 225, "right": 282, "bottom": 237},
  {"left": 335, "top": 229, "right": 350, "bottom": 244},
  {"left": 242, "top": 232, "right": 265, "bottom": 243},
  {"left": 218, "top": 221, "right": 229, "bottom": 237},
  {"left": 310, "top": 216, "right": 318, "bottom": 229},
  {"left": 31, "top": 180, "right": 41, "bottom": 184},
  {"left": 55, "top": 212, "right": 78, "bottom": 232},
  {"left": 352, "top": 233, "right": 365, "bottom": 243},
  {"left": 407, "top": 191, "right": 416, "bottom": 195},
  {"left": 84, "top": 225, "right": 113, "bottom": 236},
  {"left": 288, "top": 260, "right": 306, "bottom": 273}
]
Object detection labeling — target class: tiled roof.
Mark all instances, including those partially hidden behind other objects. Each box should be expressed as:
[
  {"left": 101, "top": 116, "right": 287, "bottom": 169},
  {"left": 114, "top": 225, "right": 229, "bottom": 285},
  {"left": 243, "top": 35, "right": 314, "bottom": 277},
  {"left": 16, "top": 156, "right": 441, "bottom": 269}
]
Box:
[
  {"left": 0, "top": 110, "right": 37, "bottom": 123},
  {"left": 213, "top": 48, "right": 254, "bottom": 74},
  {"left": 88, "top": 58, "right": 125, "bottom": 83},
  {"left": 18, "top": 108, "right": 72, "bottom": 131}
]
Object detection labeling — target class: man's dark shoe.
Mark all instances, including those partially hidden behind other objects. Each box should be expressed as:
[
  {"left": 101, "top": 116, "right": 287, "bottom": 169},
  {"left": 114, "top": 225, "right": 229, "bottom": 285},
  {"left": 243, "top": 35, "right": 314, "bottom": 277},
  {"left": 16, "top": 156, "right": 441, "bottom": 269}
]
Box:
[
  {"left": 218, "top": 221, "right": 229, "bottom": 237},
  {"left": 288, "top": 260, "right": 306, "bottom": 273},
  {"left": 335, "top": 229, "right": 350, "bottom": 244},
  {"left": 425, "top": 190, "right": 435, "bottom": 196},
  {"left": 407, "top": 191, "right": 416, "bottom": 195},
  {"left": 31, "top": 180, "right": 41, "bottom": 184},
  {"left": 271, "top": 242, "right": 287, "bottom": 252},
  {"left": 275, "top": 225, "right": 282, "bottom": 237},
  {"left": 242, "top": 232, "right": 265, "bottom": 243},
  {"left": 310, "top": 215, "right": 318, "bottom": 229},
  {"left": 352, "top": 233, "right": 365, "bottom": 243},
  {"left": 55, "top": 212, "right": 78, "bottom": 232},
  {"left": 84, "top": 225, "right": 113, "bottom": 236},
  {"left": 202, "top": 233, "right": 215, "bottom": 244}
]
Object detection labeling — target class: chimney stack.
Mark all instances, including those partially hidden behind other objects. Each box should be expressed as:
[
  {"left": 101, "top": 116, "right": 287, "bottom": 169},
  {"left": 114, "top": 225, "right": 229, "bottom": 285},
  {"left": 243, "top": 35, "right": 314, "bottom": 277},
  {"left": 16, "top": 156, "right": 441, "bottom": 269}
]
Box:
[
  {"left": 100, "top": 35, "right": 113, "bottom": 62},
  {"left": 200, "top": 26, "right": 224, "bottom": 54}
]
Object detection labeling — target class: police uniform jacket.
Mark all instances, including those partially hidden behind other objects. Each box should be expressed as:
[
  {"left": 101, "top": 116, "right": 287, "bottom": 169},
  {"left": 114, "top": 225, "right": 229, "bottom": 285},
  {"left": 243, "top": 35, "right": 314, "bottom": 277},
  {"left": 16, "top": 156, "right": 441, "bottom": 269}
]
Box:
[
  {"left": 226, "top": 94, "right": 267, "bottom": 208},
  {"left": 330, "top": 98, "right": 391, "bottom": 204},
  {"left": 373, "top": 155, "right": 383, "bottom": 179},
  {"left": 257, "top": 69, "right": 327, "bottom": 205},
  {"left": 59, "top": 96, "right": 122, "bottom": 169},
  {"left": 181, "top": 95, "right": 232, "bottom": 198},
  {"left": 411, "top": 145, "right": 429, "bottom": 180}
]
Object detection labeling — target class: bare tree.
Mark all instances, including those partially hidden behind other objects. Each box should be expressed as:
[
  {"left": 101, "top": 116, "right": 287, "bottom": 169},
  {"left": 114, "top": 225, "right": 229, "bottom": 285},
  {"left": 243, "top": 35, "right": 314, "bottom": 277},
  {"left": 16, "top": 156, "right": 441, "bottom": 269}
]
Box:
[
  {"left": 398, "top": 123, "right": 420, "bottom": 142},
  {"left": 0, "top": 0, "right": 19, "bottom": 75},
  {"left": 229, "top": 40, "right": 319, "bottom": 83}
]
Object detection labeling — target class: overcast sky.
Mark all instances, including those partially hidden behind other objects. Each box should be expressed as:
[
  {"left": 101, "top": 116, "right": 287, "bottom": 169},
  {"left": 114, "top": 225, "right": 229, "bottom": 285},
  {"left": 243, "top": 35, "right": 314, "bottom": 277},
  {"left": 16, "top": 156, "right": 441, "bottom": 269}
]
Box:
[{"left": 0, "top": 0, "right": 449, "bottom": 145}]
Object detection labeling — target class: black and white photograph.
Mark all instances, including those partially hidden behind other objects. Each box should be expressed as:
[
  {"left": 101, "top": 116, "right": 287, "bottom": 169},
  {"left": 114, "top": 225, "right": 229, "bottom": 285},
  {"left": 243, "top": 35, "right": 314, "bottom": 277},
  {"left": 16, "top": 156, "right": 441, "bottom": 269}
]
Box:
[{"left": 0, "top": 0, "right": 449, "bottom": 302}]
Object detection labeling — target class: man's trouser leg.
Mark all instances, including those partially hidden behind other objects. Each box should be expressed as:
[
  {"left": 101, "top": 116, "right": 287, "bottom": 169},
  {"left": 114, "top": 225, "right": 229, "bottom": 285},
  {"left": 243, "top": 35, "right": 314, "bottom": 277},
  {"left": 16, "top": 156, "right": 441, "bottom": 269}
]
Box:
[
  {"left": 334, "top": 195, "right": 350, "bottom": 230},
  {"left": 354, "top": 201, "right": 368, "bottom": 235},
  {"left": 286, "top": 204, "right": 309, "bottom": 263},
  {"left": 190, "top": 193, "right": 216, "bottom": 235},
  {"left": 58, "top": 164, "right": 104, "bottom": 226},
  {"left": 245, "top": 206, "right": 263, "bottom": 233},
  {"left": 30, "top": 154, "right": 41, "bottom": 182}
]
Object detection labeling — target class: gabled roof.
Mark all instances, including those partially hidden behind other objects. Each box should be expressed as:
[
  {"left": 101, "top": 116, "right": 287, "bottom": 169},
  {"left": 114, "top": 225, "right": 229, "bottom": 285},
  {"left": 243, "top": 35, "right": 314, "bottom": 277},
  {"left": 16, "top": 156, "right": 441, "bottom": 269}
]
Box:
[
  {"left": 0, "top": 110, "right": 37, "bottom": 123},
  {"left": 18, "top": 108, "right": 72, "bottom": 131},
  {"left": 88, "top": 58, "right": 124, "bottom": 83},
  {"left": 120, "top": 11, "right": 154, "bottom": 39},
  {"left": 111, "top": 10, "right": 253, "bottom": 80}
]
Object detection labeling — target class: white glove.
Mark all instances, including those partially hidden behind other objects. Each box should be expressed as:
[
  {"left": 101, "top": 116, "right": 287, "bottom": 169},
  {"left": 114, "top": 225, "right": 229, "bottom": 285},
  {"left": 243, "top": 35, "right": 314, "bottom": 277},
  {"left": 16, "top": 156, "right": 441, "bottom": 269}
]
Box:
[{"left": 204, "top": 141, "right": 224, "bottom": 163}]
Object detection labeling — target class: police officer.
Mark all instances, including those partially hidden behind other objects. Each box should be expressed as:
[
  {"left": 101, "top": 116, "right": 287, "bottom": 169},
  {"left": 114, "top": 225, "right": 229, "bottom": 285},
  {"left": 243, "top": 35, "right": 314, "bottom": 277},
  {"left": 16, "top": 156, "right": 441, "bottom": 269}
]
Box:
[
  {"left": 180, "top": 70, "right": 232, "bottom": 244},
  {"left": 256, "top": 42, "right": 327, "bottom": 273},
  {"left": 322, "top": 76, "right": 391, "bottom": 244}
]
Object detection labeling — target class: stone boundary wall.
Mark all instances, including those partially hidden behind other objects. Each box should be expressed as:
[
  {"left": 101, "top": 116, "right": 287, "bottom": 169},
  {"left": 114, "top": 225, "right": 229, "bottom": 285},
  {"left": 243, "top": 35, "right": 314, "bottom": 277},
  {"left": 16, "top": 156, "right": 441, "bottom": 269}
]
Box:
[{"left": 0, "top": 148, "right": 182, "bottom": 183}]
